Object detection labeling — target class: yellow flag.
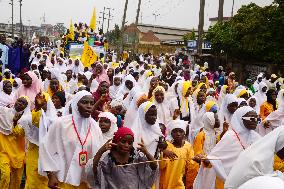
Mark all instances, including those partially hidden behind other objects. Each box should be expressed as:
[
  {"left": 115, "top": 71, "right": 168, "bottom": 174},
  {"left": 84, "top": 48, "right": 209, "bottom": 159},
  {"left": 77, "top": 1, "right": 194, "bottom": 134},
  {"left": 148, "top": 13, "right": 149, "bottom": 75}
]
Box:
[
  {"left": 89, "top": 8, "right": 96, "bottom": 31},
  {"left": 81, "top": 41, "right": 98, "bottom": 68},
  {"left": 69, "top": 19, "right": 75, "bottom": 41}
]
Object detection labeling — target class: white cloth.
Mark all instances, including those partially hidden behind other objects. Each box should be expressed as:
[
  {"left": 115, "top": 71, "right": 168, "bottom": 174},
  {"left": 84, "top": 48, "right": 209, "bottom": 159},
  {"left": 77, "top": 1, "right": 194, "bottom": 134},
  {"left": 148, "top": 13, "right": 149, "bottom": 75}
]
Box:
[
  {"left": 219, "top": 94, "right": 238, "bottom": 128},
  {"left": 39, "top": 91, "right": 104, "bottom": 186},
  {"left": 238, "top": 176, "right": 284, "bottom": 189},
  {"left": 129, "top": 101, "right": 163, "bottom": 156},
  {"left": 0, "top": 81, "right": 14, "bottom": 107},
  {"left": 166, "top": 120, "right": 187, "bottom": 141},
  {"left": 225, "top": 126, "right": 284, "bottom": 189},
  {"left": 202, "top": 112, "right": 217, "bottom": 155}
]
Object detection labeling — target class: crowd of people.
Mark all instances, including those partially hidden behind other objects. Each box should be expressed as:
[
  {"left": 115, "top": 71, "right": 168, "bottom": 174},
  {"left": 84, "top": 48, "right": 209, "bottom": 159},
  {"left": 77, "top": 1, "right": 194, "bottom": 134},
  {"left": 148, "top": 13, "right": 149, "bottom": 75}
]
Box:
[{"left": 0, "top": 32, "right": 284, "bottom": 189}]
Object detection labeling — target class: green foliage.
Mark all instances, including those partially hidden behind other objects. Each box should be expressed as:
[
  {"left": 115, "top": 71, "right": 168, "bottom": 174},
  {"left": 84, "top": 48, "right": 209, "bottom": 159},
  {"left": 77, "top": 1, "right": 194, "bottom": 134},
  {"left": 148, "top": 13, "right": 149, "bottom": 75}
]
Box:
[
  {"left": 53, "top": 23, "right": 66, "bottom": 36},
  {"left": 206, "top": 3, "right": 284, "bottom": 64},
  {"left": 182, "top": 31, "right": 196, "bottom": 46},
  {"left": 107, "top": 24, "right": 122, "bottom": 49}
]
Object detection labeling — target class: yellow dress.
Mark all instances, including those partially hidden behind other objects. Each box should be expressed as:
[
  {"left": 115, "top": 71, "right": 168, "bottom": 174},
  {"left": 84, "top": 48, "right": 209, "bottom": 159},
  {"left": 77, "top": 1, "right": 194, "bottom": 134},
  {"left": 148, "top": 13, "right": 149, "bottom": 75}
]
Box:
[
  {"left": 274, "top": 155, "right": 284, "bottom": 172},
  {"left": 25, "top": 110, "right": 49, "bottom": 189},
  {"left": 0, "top": 125, "right": 25, "bottom": 189},
  {"left": 160, "top": 141, "right": 198, "bottom": 189}
]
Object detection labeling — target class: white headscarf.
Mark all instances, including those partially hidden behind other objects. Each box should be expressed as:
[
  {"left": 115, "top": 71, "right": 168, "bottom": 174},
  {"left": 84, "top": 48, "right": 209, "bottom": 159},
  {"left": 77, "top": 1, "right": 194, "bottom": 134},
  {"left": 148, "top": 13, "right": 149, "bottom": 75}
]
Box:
[
  {"left": 109, "top": 75, "right": 122, "bottom": 99},
  {"left": 152, "top": 86, "right": 171, "bottom": 125},
  {"left": 238, "top": 176, "right": 284, "bottom": 189},
  {"left": 129, "top": 101, "right": 163, "bottom": 156},
  {"left": 202, "top": 112, "right": 217, "bottom": 155},
  {"left": 98, "top": 112, "right": 117, "bottom": 143},
  {"left": 247, "top": 96, "right": 260, "bottom": 114},
  {"left": 166, "top": 119, "right": 187, "bottom": 141},
  {"left": 219, "top": 94, "right": 238, "bottom": 126},
  {"left": 1, "top": 97, "right": 31, "bottom": 135},
  {"left": 254, "top": 82, "right": 267, "bottom": 106},
  {"left": 0, "top": 80, "right": 14, "bottom": 107},
  {"left": 116, "top": 74, "right": 137, "bottom": 100},
  {"left": 225, "top": 126, "right": 284, "bottom": 189}
]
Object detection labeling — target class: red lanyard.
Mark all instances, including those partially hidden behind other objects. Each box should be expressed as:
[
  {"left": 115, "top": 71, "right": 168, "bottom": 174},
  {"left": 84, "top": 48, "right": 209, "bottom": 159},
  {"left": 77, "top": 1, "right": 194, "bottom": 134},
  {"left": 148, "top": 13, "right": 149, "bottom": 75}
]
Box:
[
  {"left": 232, "top": 129, "right": 245, "bottom": 150},
  {"left": 72, "top": 116, "right": 91, "bottom": 150}
]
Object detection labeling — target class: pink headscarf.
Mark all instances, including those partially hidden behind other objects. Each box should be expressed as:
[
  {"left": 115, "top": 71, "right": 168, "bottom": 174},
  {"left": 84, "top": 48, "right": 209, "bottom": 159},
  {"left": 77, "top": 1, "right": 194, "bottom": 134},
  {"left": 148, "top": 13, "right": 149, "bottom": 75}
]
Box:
[
  {"left": 14, "top": 71, "right": 42, "bottom": 106},
  {"left": 94, "top": 63, "right": 110, "bottom": 84}
]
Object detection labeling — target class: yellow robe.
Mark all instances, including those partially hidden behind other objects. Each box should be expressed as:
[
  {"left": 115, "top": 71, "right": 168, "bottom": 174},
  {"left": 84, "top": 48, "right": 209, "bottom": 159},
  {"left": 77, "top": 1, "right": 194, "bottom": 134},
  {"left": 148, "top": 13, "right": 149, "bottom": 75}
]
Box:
[
  {"left": 25, "top": 110, "right": 49, "bottom": 189},
  {"left": 0, "top": 125, "right": 25, "bottom": 189},
  {"left": 160, "top": 141, "right": 198, "bottom": 189}
]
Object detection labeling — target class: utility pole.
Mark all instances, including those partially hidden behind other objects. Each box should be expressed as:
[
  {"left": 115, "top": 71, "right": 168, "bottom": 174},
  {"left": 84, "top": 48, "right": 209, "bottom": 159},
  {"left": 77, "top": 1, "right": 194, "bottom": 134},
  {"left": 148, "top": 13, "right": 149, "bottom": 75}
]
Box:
[
  {"left": 218, "top": 0, "right": 224, "bottom": 22},
  {"left": 121, "top": 0, "right": 129, "bottom": 51},
  {"left": 9, "top": 0, "right": 14, "bottom": 38},
  {"left": 106, "top": 8, "right": 114, "bottom": 33},
  {"left": 231, "top": 0, "right": 235, "bottom": 17},
  {"left": 99, "top": 7, "right": 106, "bottom": 33},
  {"left": 134, "top": 0, "right": 142, "bottom": 53},
  {"left": 197, "top": 0, "right": 205, "bottom": 55},
  {"left": 19, "top": 0, "right": 23, "bottom": 38}
]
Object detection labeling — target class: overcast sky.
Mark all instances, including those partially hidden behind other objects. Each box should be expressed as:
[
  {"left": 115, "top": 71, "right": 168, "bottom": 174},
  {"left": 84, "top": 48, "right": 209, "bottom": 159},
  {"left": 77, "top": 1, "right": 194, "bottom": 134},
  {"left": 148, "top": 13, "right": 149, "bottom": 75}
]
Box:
[{"left": 0, "top": 0, "right": 273, "bottom": 31}]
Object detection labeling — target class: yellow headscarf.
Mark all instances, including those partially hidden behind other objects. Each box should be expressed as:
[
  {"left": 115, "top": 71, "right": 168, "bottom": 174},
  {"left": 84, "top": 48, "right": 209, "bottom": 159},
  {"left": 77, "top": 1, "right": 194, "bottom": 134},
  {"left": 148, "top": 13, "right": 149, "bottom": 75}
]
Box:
[
  {"left": 237, "top": 89, "right": 248, "bottom": 98},
  {"left": 181, "top": 81, "right": 192, "bottom": 111},
  {"left": 205, "top": 100, "right": 217, "bottom": 112}
]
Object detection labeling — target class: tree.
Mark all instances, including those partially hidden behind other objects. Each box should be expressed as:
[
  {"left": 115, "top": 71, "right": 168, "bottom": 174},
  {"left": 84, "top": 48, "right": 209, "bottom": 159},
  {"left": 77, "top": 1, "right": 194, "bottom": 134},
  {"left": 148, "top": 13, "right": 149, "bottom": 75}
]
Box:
[
  {"left": 107, "top": 24, "right": 122, "bottom": 51},
  {"left": 182, "top": 31, "right": 196, "bottom": 46},
  {"left": 53, "top": 23, "right": 67, "bottom": 36},
  {"left": 206, "top": 2, "right": 284, "bottom": 64}
]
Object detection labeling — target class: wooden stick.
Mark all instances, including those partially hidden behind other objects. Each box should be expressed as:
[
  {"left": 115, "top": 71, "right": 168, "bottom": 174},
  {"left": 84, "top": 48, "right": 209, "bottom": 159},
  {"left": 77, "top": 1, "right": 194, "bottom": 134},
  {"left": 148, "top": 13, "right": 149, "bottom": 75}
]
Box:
[{"left": 115, "top": 157, "right": 220, "bottom": 167}]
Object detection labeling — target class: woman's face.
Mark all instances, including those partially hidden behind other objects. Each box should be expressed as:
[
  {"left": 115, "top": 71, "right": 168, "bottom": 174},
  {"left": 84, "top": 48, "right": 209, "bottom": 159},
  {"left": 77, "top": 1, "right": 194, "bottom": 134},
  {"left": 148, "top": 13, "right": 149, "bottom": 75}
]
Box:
[
  {"left": 249, "top": 98, "right": 256, "bottom": 108},
  {"left": 214, "top": 113, "right": 220, "bottom": 128},
  {"left": 192, "top": 80, "right": 198, "bottom": 87},
  {"left": 150, "top": 77, "right": 159, "bottom": 88},
  {"left": 3, "top": 81, "right": 12, "bottom": 95},
  {"left": 227, "top": 102, "right": 238, "bottom": 114},
  {"left": 77, "top": 95, "right": 95, "bottom": 118},
  {"left": 50, "top": 79, "right": 60, "bottom": 92},
  {"left": 125, "top": 80, "right": 133, "bottom": 90},
  {"left": 113, "top": 77, "right": 121, "bottom": 86},
  {"left": 197, "top": 92, "right": 206, "bottom": 105},
  {"left": 22, "top": 74, "right": 32, "bottom": 88},
  {"left": 52, "top": 95, "right": 62, "bottom": 109},
  {"left": 171, "top": 128, "right": 185, "bottom": 142},
  {"left": 240, "top": 93, "right": 249, "bottom": 101},
  {"left": 107, "top": 69, "right": 114, "bottom": 77},
  {"left": 14, "top": 97, "right": 28, "bottom": 112},
  {"left": 99, "top": 117, "right": 111, "bottom": 133},
  {"left": 154, "top": 91, "right": 164, "bottom": 103},
  {"left": 242, "top": 111, "right": 258, "bottom": 130},
  {"left": 262, "top": 86, "right": 267, "bottom": 93},
  {"left": 116, "top": 135, "right": 134, "bottom": 154},
  {"left": 96, "top": 65, "right": 103, "bottom": 74},
  {"left": 269, "top": 91, "right": 277, "bottom": 101},
  {"left": 200, "top": 84, "right": 207, "bottom": 93},
  {"left": 145, "top": 106, "right": 157, "bottom": 125},
  {"left": 99, "top": 82, "right": 109, "bottom": 94}
]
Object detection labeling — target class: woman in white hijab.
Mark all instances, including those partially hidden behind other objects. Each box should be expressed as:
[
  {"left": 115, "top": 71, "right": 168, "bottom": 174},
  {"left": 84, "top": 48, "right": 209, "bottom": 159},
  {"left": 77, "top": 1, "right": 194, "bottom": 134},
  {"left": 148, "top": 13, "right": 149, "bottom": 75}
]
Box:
[
  {"left": 254, "top": 81, "right": 268, "bottom": 106},
  {"left": 219, "top": 94, "right": 239, "bottom": 128},
  {"left": 0, "top": 96, "right": 31, "bottom": 188},
  {"left": 258, "top": 89, "right": 284, "bottom": 136},
  {"left": 225, "top": 126, "right": 284, "bottom": 189},
  {"left": 253, "top": 73, "right": 263, "bottom": 93},
  {"left": 98, "top": 112, "right": 117, "bottom": 143},
  {"left": 152, "top": 86, "right": 172, "bottom": 126},
  {"left": 193, "top": 106, "right": 261, "bottom": 189},
  {"left": 116, "top": 74, "right": 137, "bottom": 100},
  {"left": 0, "top": 80, "right": 15, "bottom": 107},
  {"left": 40, "top": 90, "right": 104, "bottom": 188},
  {"left": 129, "top": 101, "right": 163, "bottom": 156},
  {"left": 217, "top": 85, "right": 229, "bottom": 107}
]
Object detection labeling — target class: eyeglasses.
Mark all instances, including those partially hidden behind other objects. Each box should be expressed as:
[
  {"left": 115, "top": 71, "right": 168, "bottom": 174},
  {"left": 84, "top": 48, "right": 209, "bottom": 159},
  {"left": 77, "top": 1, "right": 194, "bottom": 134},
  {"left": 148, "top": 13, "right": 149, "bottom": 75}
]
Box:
[{"left": 242, "top": 116, "right": 261, "bottom": 124}]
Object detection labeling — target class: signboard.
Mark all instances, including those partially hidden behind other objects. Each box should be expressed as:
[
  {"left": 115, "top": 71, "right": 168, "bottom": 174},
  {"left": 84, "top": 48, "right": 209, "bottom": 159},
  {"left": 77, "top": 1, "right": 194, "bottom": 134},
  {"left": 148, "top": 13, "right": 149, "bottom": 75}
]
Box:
[
  {"left": 69, "top": 44, "right": 105, "bottom": 58},
  {"left": 187, "top": 40, "right": 211, "bottom": 50}
]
